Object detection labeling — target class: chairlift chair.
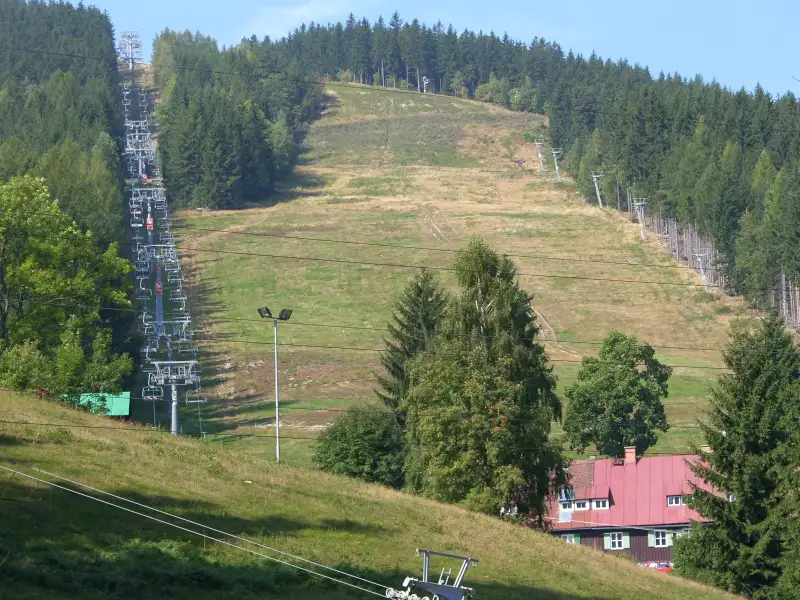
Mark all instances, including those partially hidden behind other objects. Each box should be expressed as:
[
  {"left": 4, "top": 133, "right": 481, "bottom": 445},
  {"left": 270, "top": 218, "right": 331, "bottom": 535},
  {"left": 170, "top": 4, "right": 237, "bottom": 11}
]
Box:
[
  {"left": 136, "top": 282, "right": 153, "bottom": 301},
  {"left": 184, "top": 391, "right": 208, "bottom": 404},
  {"left": 142, "top": 386, "right": 164, "bottom": 402}
]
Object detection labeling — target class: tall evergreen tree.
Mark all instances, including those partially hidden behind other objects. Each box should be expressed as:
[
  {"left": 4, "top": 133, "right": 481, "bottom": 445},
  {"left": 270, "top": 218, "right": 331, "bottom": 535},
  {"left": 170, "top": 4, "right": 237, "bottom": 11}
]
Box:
[
  {"left": 402, "top": 237, "right": 564, "bottom": 519},
  {"left": 376, "top": 269, "right": 446, "bottom": 426},
  {"left": 673, "top": 315, "right": 800, "bottom": 598}
]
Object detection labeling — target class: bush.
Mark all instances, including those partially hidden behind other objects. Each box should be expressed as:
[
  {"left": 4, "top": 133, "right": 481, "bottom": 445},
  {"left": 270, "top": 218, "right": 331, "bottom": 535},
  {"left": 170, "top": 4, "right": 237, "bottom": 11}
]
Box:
[{"left": 313, "top": 407, "right": 405, "bottom": 488}]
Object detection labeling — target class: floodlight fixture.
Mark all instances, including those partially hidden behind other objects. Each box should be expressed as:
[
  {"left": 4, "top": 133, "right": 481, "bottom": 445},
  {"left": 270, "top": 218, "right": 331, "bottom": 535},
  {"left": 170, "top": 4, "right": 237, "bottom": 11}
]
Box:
[{"left": 256, "top": 304, "right": 294, "bottom": 462}]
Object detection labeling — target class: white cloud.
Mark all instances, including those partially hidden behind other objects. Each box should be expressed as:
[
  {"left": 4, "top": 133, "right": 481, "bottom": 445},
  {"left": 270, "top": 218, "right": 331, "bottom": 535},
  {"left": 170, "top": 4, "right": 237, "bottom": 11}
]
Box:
[{"left": 247, "top": 0, "right": 371, "bottom": 41}]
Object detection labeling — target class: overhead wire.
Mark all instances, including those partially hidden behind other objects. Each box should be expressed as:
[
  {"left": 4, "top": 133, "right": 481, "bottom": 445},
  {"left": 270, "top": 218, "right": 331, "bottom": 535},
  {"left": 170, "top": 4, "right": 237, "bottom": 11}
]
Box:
[
  {"left": 174, "top": 224, "right": 729, "bottom": 273},
  {"left": 190, "top": 336, "right": 729, "bottom": 370},
  {"left": 0, "top": 464, "right": 388, "bottom": 598},
  {"left": 32, "top": 466, "right": 392, "bottom": 592},
  {"left": 11, "top": 295, "right": 729, "bottom": 354}
]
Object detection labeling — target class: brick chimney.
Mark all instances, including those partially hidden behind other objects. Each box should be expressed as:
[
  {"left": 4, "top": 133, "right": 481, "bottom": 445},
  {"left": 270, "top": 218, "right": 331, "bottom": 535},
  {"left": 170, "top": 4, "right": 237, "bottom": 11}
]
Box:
[{"left": 624, "top": 446, "right": 637, "bottom": 466}]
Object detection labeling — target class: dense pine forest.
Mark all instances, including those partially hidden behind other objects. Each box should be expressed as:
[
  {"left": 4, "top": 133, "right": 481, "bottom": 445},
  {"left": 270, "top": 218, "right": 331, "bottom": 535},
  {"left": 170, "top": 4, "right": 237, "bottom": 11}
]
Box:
[
  {"left": 0, "top": 0, "right": 133, "bottom": 397},
  {"left": 153, "top": 30, "right": 323, "bottom": 210},
  {"left": 270, "top": 13, "right": 800, "bottom": 309}
]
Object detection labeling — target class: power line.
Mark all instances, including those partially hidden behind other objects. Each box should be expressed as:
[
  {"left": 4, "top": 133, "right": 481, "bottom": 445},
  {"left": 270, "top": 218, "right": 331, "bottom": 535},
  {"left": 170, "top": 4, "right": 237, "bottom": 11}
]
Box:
[
  {"left": 33, "top": 466, "right": 391, "bottom": 592},
  {"left": 177, "top": 224, "right": 727, "bottom": 273},
  {"left": 0, "top": 464, "right": 387, "bottom": 598},
  {"left": 0, "top": 422, "right": 716, "bottom": 452},
  {"left": 171, "top": 244, "right": 719, "bottom": 289},
  {"left": 193, "top": 336, "right": 728, "bottom": 370},
  {"left": 15, "top": 296, "right": 728, "bottom": 354},
  {"left": 0, "top": 419, "right": 317, "bottom": 440}
]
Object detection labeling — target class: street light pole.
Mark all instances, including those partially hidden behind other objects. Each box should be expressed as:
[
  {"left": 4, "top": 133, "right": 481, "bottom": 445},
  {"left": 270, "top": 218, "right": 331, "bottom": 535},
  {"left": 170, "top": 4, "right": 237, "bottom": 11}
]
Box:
[
  {"left": 273, "top": 316, "right": 280, "bottom": 463},
  {"left": 258, "top": 306, "right": 292, "bottom": 463}
]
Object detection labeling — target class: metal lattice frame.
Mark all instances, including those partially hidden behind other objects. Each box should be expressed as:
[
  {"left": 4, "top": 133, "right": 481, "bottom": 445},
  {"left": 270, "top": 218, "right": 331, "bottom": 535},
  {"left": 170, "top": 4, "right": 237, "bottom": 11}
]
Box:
[{"left": 120, "top": 32, "right": 206, "bottom": 435}]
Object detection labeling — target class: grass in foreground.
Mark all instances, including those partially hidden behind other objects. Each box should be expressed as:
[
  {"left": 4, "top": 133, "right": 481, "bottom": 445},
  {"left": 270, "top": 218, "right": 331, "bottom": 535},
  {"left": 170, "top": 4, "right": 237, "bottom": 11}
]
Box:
[{"left": 0, "top": 391, "right": 738, "bottom": 600}]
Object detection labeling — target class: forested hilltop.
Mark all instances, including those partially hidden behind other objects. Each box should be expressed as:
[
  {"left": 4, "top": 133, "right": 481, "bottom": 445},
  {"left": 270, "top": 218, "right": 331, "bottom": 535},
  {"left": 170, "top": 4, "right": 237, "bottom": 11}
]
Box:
[
  {"left": 152, "top": 30, "right": 322, "bottom": 210},
  {"left": 0, "top": 0, "right": 133, "bottom": 398},
  {"left": 271, "top": 13, "right": 800, "bottom": 308}
]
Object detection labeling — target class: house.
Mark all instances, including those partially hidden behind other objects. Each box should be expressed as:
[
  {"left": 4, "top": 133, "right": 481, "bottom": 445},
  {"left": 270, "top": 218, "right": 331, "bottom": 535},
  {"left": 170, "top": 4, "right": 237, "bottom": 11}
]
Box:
[{"left": 546, "top": 446, "right": 712, "bottom": 563}]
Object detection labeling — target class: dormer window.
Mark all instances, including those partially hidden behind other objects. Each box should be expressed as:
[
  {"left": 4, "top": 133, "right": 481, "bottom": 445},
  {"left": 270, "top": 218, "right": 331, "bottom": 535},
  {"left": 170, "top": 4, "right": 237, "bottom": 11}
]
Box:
[
  {"left": 593, "top": 499, "right": 609, "bottom": 510},
  {"left": 558, "top": 488, "right": 574, "bottom": 511},
  {"left": 667, "top": 495, "right": 685, "bottom": 506}
]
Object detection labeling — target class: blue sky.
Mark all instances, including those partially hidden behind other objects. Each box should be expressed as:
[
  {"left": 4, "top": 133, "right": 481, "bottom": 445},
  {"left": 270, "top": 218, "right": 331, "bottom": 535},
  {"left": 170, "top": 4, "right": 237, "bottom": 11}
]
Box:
[{"left": 95, "top": 0, "right": 799, "bottom": 96}]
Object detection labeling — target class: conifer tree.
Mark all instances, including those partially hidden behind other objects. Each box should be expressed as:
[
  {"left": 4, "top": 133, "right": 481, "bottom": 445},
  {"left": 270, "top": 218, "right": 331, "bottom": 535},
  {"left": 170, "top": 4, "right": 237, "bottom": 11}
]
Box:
[
  {"left": 376, "top": 269, "right": 446, "bottom": 425},
  {"left": 673, "top": 315, "right": 800, "bottom": 598},
  {"left": 402, "top": 237, "right": 564, "bottom": 519}
]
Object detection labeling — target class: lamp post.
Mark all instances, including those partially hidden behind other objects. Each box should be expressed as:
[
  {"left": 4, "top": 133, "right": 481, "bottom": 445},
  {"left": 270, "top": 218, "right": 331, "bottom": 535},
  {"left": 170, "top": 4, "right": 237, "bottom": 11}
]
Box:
[{"left": 258, "top": 306, "right": 293, "bottom": 462}]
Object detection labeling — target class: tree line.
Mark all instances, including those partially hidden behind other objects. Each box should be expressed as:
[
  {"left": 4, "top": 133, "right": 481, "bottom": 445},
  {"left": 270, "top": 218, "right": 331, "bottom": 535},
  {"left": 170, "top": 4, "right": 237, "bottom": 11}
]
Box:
[
  {"left": 315, "top": 237, "right": 674, "bottom": 521},
  {"left": 0, "top": 0, "right": 133, "bottom": 398},
  {"left": 270, "top": 12, "right": 800, "bottom": 311},
  {"left": 316, "top": 240, "right": 800, "bottom": 598},
  {"left": 152, "top": 30, "right": 323, "bottom": 210}
]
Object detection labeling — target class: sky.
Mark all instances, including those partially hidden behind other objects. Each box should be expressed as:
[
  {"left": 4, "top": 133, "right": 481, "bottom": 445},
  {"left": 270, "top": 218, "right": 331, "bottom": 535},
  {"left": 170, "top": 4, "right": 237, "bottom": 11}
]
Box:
[{"left": 95, "top": 0, "right": 800, "bottom": 96}]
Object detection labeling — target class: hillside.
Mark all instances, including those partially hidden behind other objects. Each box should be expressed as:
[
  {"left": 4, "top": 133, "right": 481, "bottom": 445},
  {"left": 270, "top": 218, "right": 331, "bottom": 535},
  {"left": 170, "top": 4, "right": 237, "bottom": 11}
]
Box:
[
  {"left": 167, "top": 84, "right": 747, "bottom": 465},
  {"left": 0, "top": 390, "right": 738, "bottom": 599}
]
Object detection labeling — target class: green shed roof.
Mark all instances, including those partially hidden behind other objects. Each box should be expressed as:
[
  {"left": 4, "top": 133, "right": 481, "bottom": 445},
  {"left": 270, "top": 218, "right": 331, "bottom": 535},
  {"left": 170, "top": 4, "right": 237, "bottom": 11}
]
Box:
[{"left": 72, "top": 392, "right": 131, "bottom": 417}]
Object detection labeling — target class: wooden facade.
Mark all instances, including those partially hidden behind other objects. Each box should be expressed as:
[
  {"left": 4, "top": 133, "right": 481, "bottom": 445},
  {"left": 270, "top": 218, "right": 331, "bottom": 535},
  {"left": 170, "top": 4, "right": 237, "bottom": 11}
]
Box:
[{"left": 558, "top": 527, "right": 684, "bottom": 563}]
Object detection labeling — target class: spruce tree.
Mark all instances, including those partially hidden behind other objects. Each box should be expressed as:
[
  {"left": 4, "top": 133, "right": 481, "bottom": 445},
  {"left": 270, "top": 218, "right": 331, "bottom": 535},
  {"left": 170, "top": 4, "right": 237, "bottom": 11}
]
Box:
[
  {"left": 376, "top": 269, "right": 446, "bottom": 426},
  {"left": 673, "top": 315, "right": 800, "bottom": 598},
  {"left": 402, "top": 237, "right": 564, "bottom": 519}
]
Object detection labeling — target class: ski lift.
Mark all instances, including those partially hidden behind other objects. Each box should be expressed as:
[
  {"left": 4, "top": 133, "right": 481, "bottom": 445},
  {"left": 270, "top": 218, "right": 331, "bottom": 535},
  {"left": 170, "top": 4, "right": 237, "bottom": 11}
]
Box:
[
  {"left": 142, "top": 386, "right": 164, "bottom": 401},
  {"left": 167, "top": 270, "right": 183, "bottom": 284},
  {"left": 155, "top": 281, "right": 163, "bottom": 295},
  {"left": 179, "top": 346, "right": 198, "bottom": 360},
  {"left": 184, "top": 390, "right": 207, "bottom": 404},
  {"left": 136, "top": 281, "right": 152, "bottom": 300}
]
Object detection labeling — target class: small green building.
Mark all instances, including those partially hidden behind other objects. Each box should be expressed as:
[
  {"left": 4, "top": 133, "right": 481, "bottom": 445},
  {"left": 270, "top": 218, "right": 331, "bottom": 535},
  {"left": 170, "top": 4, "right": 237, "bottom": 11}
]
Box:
[{"left": 61, "top": 392, "right": 131, "bottom": 418}]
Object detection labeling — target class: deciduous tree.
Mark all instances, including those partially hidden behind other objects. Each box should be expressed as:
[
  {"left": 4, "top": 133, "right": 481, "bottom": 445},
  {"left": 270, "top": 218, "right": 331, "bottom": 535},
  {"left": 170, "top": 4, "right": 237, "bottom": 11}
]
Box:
[
  {"left": 402, "top": 237, "right": 564, "bottom": 519},
  {"left": 563, "top": 332, "right": 671, "bottom": 458}
]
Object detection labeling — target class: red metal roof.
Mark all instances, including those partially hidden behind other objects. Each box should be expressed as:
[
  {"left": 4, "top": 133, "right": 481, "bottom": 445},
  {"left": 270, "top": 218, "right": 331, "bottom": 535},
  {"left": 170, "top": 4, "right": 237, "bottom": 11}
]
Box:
[
  {"left": 549, "top": 454, "right": 712, "bottom": 530},
  {"left": 573, "top": 485, "right": 609, "bottom": 500}
]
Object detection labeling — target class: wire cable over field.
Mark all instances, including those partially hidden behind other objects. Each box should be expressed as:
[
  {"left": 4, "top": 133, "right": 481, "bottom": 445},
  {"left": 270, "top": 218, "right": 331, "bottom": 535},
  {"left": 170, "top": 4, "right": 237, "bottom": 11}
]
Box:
[{"left": 0, "top": 464, "right": 389, "bottom": 598}]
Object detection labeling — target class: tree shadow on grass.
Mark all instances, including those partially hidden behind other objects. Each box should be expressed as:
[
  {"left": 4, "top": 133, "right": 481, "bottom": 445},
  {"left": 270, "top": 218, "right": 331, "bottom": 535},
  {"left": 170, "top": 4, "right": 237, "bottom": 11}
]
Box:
[{"left": 0, "top": 478, "right": 616, "bottom": 600}]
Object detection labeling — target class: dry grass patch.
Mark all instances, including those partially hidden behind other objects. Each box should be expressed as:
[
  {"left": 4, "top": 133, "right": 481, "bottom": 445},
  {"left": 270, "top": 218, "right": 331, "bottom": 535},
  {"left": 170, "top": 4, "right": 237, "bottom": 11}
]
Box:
[{"left": 171, "top": 83, "right": 747, "bottom": 465}]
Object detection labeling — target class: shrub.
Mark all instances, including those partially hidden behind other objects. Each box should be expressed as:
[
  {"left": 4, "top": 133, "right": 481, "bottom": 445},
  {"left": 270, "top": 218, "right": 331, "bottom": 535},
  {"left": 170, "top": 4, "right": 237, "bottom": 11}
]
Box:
[{"left": 313, "top": 407, "right": 405, "bottom": 488}]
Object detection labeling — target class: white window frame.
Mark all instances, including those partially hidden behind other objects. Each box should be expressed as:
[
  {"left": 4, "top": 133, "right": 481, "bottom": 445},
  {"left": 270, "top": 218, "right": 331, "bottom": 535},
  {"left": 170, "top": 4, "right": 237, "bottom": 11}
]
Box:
[
  {"left": 574, "top": 500, "right": 589, "bottom": 511},
  {"left": 558, "top": 488, "right": 575, "bottom": 511},
  {"left": 593, "top": 499, "right": 609, "bottom": 510},
  {"left": 667, "top": 495, "right": 684, "bottom": 506},
  {"left": 561, "top": 534, "right": 576, "bottom": 544},
  {"left": 675, "top": 527, "right": 692, "bottom": 539},
  {"left": 653, "top": 531, "right": 668, "bottom": 547},
  {"left": 609, "top": 532, "right": 624, "bottom": 550}
]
